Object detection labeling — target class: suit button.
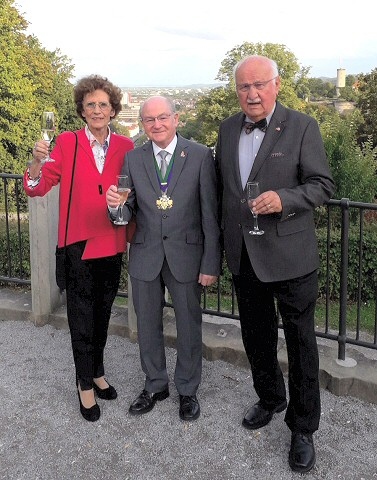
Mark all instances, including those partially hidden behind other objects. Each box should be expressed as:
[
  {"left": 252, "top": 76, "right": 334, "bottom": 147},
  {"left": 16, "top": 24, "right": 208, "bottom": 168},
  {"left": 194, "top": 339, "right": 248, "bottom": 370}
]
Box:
[
  {"left": 162, "top": 214, "right": 167, "bottom": 219},
  {"left": 163, "top": 236, "right": 168, "bottom": 240}
]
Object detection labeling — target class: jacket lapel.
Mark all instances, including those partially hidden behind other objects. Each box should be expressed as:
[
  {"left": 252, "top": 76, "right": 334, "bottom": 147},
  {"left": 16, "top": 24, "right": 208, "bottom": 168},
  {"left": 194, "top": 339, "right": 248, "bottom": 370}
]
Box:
[
  {"left": 233, "top": 114, "right": 245, "bottom": 192},
  {"left": 250, "top": 102, "right": 286, "bottom": 180},
  {"left": 77, "top": 129, "right": 95, "bottom": 165},
  {"left": 142, "top": 141, "right": 162, "bottom": 196},
  {"left": 168, "top": 134, "right": 187, "bottom": 195}
]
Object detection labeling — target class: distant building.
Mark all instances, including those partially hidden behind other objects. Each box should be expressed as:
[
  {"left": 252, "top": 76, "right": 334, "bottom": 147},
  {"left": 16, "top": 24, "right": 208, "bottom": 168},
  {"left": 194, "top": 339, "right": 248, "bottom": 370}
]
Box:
[{"left": 336, "top": 68, "right": 346, "bottom": 97}]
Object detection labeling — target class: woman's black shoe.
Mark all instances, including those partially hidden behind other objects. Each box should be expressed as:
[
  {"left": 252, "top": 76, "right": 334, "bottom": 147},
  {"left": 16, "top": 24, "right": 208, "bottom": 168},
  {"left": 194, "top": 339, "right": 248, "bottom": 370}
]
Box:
[
  {"left": 77, "top": 390, "right": 101, "bottom": 422},
  {"left": 93, "top": 382, "right": 118, "bottom": 400}
]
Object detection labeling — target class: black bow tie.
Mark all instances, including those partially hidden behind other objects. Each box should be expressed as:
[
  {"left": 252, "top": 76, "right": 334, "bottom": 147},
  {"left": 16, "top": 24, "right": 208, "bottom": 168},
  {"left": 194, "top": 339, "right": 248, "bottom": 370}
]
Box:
[{"left": 243, "top": 118, "right": 267, "bottom": 134}]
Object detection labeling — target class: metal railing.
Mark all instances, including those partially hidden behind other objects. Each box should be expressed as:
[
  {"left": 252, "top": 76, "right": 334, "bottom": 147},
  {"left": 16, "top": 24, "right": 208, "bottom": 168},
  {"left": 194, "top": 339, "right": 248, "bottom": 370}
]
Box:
[
  {"left": 1, "top": 172, "right": 377, "bottom": 356},
  {"left": 0, "top": 174, "right": 30, "bottom": 286}
]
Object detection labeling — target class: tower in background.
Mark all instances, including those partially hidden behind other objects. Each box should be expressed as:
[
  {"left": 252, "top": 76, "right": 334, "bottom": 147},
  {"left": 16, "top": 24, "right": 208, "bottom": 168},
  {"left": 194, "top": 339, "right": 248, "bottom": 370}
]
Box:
[{"left": 336, "top": 68, "right": 346, "bottom": 97}]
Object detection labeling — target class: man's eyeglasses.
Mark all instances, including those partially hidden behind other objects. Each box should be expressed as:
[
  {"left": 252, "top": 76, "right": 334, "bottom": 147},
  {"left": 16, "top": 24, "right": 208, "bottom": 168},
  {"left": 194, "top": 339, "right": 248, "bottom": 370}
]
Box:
[
  {"left": 236, "top": 77, "right": 278, "bottom": 93},
  {"left": 141, "top": 113, "right": 173, "bottom": 125},
  {"left": 84, "top": 102, "right": 112, "bottom": 111}
]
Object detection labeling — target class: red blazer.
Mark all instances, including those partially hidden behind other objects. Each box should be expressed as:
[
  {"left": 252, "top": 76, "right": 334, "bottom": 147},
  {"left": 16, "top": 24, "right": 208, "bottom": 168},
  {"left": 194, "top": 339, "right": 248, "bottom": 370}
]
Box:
[{"left": 24, "top": 128, "right": 134, "bottom": 259}]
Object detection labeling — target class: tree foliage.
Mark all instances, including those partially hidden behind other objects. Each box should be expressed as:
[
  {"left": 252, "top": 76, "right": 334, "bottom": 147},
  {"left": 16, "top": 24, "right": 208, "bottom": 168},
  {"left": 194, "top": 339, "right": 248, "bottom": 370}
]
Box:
[
  {"left": 321, "top": 111, "right": 377, "bottom": 203},
  {"left": 356, "top": 68, "right": 377, "bottom": 148},
  {"left": 0, "top": 0, "right": 81, "bottom": 174},
  {"left": 193, "top": 42, "right": 308, "bottom": 146}
]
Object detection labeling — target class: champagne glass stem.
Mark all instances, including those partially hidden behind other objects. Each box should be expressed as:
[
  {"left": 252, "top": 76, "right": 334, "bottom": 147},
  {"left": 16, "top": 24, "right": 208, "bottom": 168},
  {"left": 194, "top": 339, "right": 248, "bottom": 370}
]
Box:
[{"left": 118, "top": 203, "right": 124, "bottom": 222}]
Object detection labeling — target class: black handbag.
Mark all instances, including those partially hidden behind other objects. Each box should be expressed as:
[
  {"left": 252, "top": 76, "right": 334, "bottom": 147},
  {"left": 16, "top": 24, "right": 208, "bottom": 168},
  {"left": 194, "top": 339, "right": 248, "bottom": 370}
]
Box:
[{"left": 55, "top": 132, "right": 78, "bottom": 291}]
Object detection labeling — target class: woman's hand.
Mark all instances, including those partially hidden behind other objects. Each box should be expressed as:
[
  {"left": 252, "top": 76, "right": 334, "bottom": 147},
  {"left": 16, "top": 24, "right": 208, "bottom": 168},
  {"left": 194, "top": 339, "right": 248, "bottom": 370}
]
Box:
[{"left": 32, "top": 140, "right": 50, "bottom": 163}]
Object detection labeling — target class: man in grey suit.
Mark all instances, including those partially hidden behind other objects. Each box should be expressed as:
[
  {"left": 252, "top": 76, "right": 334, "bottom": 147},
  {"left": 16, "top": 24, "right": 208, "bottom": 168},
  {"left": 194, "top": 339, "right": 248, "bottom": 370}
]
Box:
[
  {"left": 215, "top": 55, "right": 335, "bottom": 472},
  {"left": 106, "top": 96, "right": 220, "bottom": 421}
]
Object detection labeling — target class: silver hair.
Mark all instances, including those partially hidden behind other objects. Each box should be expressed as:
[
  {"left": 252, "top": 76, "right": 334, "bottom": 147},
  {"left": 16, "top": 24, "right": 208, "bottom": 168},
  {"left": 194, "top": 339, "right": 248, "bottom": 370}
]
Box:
[
  {"left": 233, "top": 55, "right": 279, "bottom": 82},
  {"left": 140, "top": 96, "right": 176, "bottom": 119}
]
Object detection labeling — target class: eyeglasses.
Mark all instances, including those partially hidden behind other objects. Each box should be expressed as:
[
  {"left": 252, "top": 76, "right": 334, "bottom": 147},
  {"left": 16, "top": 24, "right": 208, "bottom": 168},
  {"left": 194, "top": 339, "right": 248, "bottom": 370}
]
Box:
[
  {"left": 141, "top": 113, "right": 173, "bottom": 125},
  {"left": 236, "top": 77, "right": 278, "bottom": 93},
  {"left": 84, "top": 102, "right": 112, "bottom": 111}
]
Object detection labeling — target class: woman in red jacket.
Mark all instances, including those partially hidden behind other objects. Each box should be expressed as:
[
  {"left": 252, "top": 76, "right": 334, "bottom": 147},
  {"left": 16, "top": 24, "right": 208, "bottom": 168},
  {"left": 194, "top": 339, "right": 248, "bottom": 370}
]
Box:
[{"left": 24, "top": 75, "right": 134, "bottom": 422}]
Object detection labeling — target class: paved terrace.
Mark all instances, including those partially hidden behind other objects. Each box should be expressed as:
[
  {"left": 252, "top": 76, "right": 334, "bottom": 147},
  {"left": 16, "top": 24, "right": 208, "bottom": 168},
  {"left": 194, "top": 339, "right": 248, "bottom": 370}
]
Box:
[{"left": 1, "top": 288, "right": 377, "bottom": 479}]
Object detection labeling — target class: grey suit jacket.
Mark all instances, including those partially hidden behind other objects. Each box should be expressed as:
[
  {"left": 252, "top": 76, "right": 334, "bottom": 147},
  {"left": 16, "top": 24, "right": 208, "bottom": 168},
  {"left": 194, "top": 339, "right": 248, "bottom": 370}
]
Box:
[
  {"left": 121, "top": 134, "right": 221, "bottom": 283},
  {"left": 215, "top": 101, "right": 335, "bottom": 282}
]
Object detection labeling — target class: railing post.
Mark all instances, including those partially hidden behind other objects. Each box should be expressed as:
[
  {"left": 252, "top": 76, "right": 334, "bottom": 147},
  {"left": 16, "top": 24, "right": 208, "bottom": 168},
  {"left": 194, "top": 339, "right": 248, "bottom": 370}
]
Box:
[
  {"left": 336, "top": 198, "right": 357, "bottom": 367},
  {"left": 28, "top": 186, "right": 63, "bottom": 325}
]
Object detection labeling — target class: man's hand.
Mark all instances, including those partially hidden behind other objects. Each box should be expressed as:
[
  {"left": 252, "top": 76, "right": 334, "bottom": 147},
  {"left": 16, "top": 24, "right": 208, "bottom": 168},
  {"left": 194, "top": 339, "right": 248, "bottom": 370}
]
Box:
[
  {"left": 106, "top": 185, "right": 121, "bottom": 208},
  {"left": 198, "top": 274, "right": 218, "bottom": 287},
  {"left": 250, "top": 190, "right": 282, "bottom": 215}
]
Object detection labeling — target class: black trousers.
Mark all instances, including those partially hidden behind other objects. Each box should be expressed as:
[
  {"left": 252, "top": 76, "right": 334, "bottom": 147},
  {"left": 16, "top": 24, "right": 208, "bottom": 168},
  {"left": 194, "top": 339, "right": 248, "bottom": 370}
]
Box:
[
  {"left": 65, "top": 241, "right": 122, "bottom": 390},
  {"left": 233, "top": 242, "right": 321, "bottom": 434}
]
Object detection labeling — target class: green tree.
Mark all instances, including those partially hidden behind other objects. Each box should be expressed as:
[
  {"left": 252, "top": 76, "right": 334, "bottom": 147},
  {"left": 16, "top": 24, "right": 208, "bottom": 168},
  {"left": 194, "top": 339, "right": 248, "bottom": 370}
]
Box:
[
  {"left": 0, "top": 0, "right": 37, "bottom": 173},
  {"left": 194, "top": 42, "right": 308, "bottom": 146},
  {"left": 0, "top": 0, "right": 80, "bottom": 174},
  {"left": 321, "top": 110, "right": 377, "bottom": 203},
  {"left": 304, "top": 78, "right": 336, "bottom": 100},
  {"left": 356, "top": 68, "right": 377, "bottom": 148},
  {"left": 337, "top": 74, "right": 359, "bottom": 102}
]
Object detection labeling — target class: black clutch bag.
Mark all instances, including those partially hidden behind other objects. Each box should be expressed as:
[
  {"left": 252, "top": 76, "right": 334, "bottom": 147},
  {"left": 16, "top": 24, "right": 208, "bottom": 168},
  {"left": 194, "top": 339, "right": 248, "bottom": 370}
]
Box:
[{"left": 55, "top": 245, "right": 67, "bottom": 291}]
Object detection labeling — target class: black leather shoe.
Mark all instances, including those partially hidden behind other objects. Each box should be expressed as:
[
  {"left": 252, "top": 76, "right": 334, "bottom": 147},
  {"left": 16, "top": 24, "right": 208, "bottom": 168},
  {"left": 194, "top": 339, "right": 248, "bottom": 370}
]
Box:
[
  {"left": 179, "top": 395, "right": 200, "bottom": 421},
  {"left": 77, "top": 390, "right": 101, "bottom": 422},
  {"left": 242, "top": 399, "right": 287, "bottom": 430},
  {"left": 129, "top": 388, "right": 169, "bottom": 415},
  {"left": 289, "top": 432, "right": 315, "bottom": 473},
  {"left": 93, "top": 381, "right": 117, "bottom": 400}
]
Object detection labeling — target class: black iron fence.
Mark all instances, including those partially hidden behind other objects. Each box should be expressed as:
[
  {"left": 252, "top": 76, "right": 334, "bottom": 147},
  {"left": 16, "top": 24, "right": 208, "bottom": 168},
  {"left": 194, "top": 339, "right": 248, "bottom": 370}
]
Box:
[
  {"left": 1, "top": 173, "right": 377, "bottom": 358},
  {"left": 0, "top": 174, "right": 30, "bottom": 286}
]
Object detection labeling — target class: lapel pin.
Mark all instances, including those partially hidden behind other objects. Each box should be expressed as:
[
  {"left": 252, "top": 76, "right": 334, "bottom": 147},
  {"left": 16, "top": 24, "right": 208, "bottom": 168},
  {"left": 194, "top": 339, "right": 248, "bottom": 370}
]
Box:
[
  {"left": 275, "top": 127, "right": 281, "bottom": 131},
  {"left": 180, "top": 151, "right": 186, "bottom": 157}
]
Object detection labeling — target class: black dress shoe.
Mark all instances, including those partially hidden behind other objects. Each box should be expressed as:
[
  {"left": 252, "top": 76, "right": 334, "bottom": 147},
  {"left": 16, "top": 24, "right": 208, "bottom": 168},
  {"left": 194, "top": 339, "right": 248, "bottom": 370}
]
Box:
[
  {"left": 77, "top": 390, "right": 101, "bottom": 422},
  {"left": 179, "top": 395, "right": 200, "bottom": 421},
  {"left": 242, "top": 399, "right": 287, "bottom": 430},
  {"left": 129, "top": 388, "right": 169, "bottom": 415},
  {"left": 93, "top": 381, "right": 117, "bottom": 400},
  {"left": 289, "top": 432, "right": 316, "bottom": 473}
]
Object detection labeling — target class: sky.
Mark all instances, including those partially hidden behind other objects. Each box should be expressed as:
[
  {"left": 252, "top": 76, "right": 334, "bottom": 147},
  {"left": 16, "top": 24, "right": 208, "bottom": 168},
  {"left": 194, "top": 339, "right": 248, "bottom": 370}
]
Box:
[{"left": 15, "top": 0, "right": 377, "bottom": 87}]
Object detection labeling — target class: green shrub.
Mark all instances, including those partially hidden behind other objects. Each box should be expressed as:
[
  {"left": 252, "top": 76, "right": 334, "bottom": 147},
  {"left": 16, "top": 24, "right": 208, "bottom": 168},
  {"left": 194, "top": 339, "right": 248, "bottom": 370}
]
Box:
[
  {"left": 0, "top": 230, "right": 30, "bottom": 281},
  {"left": 317, "top": 225, "right": 377, "bottom": 302}
]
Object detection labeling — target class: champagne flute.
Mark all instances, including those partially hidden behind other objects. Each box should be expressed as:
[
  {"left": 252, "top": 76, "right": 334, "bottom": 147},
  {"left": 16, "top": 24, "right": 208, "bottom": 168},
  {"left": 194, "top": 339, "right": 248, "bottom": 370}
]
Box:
[
  {"left": 114, "top": 175, "right": 131, "bottom": 225},
  {"left": 246, "top": 181, "right": 264, "bottom": 235},
  {"left": 41, "top": 111, "right": 56, "bottom": 162}
]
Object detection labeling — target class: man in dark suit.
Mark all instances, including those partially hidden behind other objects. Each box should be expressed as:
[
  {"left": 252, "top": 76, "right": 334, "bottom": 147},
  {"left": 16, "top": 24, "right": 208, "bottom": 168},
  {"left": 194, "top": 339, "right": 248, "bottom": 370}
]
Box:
[
  {"left": 215, "top": 55, "right": 335, "bottom": 472},
  {"left": 106, "top": 96, "right": 220, "bottom": 421}
]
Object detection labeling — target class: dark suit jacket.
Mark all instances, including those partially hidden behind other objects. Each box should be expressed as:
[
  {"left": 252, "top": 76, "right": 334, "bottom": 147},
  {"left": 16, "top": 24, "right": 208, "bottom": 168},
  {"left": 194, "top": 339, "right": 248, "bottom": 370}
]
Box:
[
  {"left": 121, "top": 134, "right": 221, "bottom": 283},
  {"left": 215, "top": 101, "right": 335, "bottom": 282}
]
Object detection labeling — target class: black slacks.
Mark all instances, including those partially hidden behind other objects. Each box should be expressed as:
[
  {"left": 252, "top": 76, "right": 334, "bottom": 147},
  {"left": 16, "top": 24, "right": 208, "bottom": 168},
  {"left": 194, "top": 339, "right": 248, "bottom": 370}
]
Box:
[
  {"left": 65, "top": 241, "right": 122, "bottom": 390},
  {"left": 233, "top": 242, "right": 321, "bottom": 434}
]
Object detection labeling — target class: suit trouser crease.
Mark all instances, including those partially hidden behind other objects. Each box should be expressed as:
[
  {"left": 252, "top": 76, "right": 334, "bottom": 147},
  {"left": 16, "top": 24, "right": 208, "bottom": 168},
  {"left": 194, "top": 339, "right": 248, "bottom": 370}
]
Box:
[
  {"left": 233, "top": 242, "right": 321, "bottom": 434},
  {"left": 66, "top": 241, "right": 122, "bottom": 390},
  {"left": 131, "top": 258, "right": 203, "bottom": 395}
]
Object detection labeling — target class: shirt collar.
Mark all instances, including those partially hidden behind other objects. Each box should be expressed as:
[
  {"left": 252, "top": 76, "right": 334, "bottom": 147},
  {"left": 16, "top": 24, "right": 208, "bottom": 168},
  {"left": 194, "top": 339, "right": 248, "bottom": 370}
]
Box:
[
  {"left": 85, "top": 125, "right": 111, "bottom": 148},
  {"left": 152, "top": 134, "right": 177, "bottom": 158}
]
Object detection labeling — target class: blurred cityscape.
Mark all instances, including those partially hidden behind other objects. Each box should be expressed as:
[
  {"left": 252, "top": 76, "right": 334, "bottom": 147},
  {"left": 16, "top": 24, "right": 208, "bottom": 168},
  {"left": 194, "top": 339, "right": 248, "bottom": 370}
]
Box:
[
  {"left": 118, "top": 68, "right": 358, "bottom": 139},
  {"left": 117, "top": 84, "right": 221, "bottom": 138}
]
